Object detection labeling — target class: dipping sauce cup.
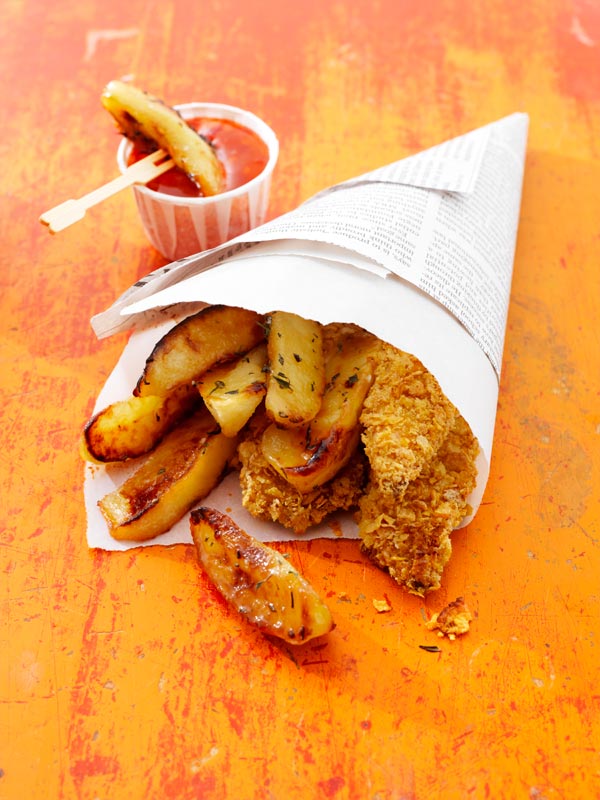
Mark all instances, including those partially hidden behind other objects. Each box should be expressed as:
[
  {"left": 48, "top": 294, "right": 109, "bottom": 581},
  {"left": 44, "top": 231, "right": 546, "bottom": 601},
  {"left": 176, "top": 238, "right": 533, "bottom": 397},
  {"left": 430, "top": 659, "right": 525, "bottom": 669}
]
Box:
[{"left": 117, "top": 102, "right": 279, "bottom": 260}]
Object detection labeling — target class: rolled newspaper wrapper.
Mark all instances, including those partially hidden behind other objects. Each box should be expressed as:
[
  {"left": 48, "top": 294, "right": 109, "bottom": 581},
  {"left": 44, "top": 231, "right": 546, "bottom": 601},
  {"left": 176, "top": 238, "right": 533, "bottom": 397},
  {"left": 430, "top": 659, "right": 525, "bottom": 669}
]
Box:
[{"left": 86, "top": 113, "right": 528, "bottom": 550}]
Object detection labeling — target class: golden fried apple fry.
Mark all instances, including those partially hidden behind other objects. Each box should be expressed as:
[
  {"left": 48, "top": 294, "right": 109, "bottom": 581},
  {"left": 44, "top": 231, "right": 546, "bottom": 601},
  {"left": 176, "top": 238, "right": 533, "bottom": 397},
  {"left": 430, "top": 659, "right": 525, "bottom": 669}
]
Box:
[
  {"left": 82, "top": 384, "right": 199, "bottom": 463},
  {"left": 198, "top": 343, "right": 268, "bottom": 437},
  {"left": 135, "top": 305, "right": 265, "bottom": 398},
  {"left": 265, "top": 311, "right": 325, "bottom": 427},
  {"left": 98, "top": 408, "right": 237, "bottom": 542},
  {"left": 101, "top": 80, "right": 225, "bottom": 195},
  {"left": 261, "top": 324, "right": 377, "bottom": 493},
  {"left": 190, "top": 507, "right": 334, "bottom": 644}
]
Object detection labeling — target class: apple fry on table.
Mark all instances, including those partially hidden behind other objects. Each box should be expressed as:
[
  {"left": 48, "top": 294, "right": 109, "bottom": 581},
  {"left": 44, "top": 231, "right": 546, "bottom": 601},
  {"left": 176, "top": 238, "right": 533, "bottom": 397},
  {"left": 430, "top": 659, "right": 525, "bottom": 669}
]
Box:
[{"left": 190, "top": 506, "right": 333, "bottom": 644}]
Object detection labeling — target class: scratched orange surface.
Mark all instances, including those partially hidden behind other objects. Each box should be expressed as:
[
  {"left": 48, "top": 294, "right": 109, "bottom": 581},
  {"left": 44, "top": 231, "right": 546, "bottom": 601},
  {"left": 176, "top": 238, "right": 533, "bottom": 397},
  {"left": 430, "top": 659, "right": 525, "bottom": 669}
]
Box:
[{"left": 2, "top": 1, "right": 600, "bottom": 798}]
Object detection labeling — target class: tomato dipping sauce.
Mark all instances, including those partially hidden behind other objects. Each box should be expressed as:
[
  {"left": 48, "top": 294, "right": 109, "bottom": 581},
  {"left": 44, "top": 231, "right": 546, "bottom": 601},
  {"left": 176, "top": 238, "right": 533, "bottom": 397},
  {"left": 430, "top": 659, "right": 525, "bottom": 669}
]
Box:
[{"left": 127, "top": 117, "right": 270, "bottom": 197}]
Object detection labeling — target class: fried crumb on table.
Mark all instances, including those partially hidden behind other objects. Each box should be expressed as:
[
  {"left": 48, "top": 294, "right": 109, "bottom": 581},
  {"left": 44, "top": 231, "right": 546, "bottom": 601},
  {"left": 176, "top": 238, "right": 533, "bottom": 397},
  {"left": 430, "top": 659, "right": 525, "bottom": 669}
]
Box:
[{"left": 425, "top": 596, "right": 474, "bottom": 638}]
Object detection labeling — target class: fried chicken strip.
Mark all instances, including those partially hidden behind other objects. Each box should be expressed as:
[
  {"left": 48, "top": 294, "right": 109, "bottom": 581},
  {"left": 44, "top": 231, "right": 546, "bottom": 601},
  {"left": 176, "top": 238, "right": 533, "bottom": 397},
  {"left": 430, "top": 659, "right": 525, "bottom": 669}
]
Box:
[
  {"left": 360, "top": 342, "right": 457, "bottom": 497},
  {"left": 358, "top": 413, "right": 479, "bottom": 595}
]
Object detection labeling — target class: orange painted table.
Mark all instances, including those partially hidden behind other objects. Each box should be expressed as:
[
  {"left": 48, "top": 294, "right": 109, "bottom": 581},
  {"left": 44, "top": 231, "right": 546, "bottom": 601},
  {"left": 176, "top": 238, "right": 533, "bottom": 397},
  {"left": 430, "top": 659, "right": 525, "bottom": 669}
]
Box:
[{"left": 2, "top": 1, "right": 600, "bottom": 797}]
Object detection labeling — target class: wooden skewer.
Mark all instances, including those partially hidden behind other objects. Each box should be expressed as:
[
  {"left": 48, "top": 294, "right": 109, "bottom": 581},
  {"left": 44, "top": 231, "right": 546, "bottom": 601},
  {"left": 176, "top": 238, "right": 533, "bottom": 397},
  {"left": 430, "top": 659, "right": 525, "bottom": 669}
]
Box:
[{"left": 39, "top": 149, "right": 175, "bottom": 233}]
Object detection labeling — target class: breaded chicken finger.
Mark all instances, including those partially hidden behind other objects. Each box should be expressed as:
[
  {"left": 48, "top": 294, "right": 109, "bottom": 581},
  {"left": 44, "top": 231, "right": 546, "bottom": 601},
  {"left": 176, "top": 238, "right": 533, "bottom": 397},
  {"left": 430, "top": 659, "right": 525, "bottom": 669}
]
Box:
[
  {"left": 360, "top": 342, "right": 457, "bottom": 496},
  {"left": 358, "top": 413, "right": 478, "bottom": 595}
]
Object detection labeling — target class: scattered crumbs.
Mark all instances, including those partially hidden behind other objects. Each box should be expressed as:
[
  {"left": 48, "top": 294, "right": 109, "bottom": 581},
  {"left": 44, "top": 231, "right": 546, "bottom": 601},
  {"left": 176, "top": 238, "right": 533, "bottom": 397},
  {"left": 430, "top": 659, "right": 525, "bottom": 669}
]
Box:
[
  {"left": 328, "top": 520, "right": 344, "bottom": 537},
  {"left": 373, "top": 597, "right": 392, "bottom": 613},
  {"left": 425, "top": 596, "right": 473, "bottom": 639},
  {"left": 103, "top": 680, "right": 116, "bottom": 691},
  {"left": 338, "top": 591, "right": 352, "bottom": 603}
]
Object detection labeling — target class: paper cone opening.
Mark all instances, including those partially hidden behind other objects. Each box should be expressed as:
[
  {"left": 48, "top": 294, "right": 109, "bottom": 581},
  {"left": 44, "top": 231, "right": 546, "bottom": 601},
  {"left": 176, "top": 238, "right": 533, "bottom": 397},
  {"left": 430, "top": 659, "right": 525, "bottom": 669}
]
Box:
[{"left": 86, "top": 113, "right": 528, "bottom": 551}]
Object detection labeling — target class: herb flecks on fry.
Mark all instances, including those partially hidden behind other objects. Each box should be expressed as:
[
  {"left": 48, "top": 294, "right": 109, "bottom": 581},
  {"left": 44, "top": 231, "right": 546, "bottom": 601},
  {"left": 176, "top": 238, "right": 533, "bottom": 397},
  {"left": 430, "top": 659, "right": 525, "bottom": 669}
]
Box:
[
  {"left": 198, "top": 343, "right": 268, "bottom": 437},
  {"left": 265, "top": 311, "right": 325, "bottom": 427},
  {"left": 135, "top": 305, "right": 265, "bottom": 398},
  {"left": 102, "top": 80, "right": 225, "bottom": 195},
  {"left": 190, "top": 506, "right": 334, "bottom": 644}
]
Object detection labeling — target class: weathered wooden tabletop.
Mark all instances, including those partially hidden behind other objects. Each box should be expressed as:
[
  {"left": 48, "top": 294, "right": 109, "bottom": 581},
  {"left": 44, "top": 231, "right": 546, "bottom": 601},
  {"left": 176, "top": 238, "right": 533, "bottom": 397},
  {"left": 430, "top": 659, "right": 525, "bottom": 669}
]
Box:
[{"left": 2, "top": 0, "right": 599, "bottom": 797}]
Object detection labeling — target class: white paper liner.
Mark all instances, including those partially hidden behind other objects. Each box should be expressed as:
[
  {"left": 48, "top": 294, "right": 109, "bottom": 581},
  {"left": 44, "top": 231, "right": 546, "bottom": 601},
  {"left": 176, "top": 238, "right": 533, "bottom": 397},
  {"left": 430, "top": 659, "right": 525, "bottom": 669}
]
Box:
[{"left": 85, "top": 113, "right": 528, "bottom": 550}]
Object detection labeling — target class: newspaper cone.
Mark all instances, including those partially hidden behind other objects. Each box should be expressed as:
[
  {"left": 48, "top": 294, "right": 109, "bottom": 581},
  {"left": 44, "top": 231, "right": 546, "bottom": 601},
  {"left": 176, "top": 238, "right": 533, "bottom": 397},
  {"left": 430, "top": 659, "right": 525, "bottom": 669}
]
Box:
[{"left": 86, "top": 113, "right": 528, "bottom": 550}]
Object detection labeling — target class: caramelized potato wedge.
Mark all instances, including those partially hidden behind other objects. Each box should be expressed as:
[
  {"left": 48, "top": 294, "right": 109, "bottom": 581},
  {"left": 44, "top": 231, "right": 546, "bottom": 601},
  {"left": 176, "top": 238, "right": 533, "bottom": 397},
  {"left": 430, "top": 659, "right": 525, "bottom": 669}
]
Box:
[
  {"left": 265, "top": 311, "right": 325, "bottom": 427},
  {"left": 261, "top": 325, "right": 377, "bottom": 493},
  {"left": 82, "top": 384, "right": 199, "bottom": 463},
  {"left": 98, "top": 409, "right": 237, "bottom": 542},
  {"left": 198, "top": 343, "right": 268, "bottom": 437},
  {"left": 101, "top": 80, "right": 225, "bottom": 195},
  {"left": 135, "top": 305, "right": 265, "bottom": 397},
  {"left": 190, "top": 507, "right": 333, "bottom": 644}
]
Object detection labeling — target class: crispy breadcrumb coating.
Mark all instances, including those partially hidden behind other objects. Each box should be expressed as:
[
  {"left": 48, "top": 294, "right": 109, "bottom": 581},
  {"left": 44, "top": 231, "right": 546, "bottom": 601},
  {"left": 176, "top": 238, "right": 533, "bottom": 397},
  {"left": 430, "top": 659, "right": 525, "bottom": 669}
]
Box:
[
  {"left": 360, "top": 342, "right": 457, "bottom": 496},
  {"left": 238, "top": 411, "right": 368, "bottom": 534},
  {"left": 357, "top": 413, "right": 478, "bottom": 595}
]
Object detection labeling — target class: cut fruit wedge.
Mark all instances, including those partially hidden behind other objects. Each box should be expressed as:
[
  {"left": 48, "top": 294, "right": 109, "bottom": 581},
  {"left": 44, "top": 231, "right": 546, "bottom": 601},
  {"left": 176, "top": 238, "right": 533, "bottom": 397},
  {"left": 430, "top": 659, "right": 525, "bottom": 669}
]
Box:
[{"left": 190, "top": 507, "right": 334, "bottom": 644}]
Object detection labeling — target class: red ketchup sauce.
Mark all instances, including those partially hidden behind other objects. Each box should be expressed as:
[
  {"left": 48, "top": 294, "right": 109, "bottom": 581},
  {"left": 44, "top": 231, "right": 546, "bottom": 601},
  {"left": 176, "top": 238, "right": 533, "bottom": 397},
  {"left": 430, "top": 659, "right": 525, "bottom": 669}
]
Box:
[{"left": 127, "top": 117, "right": 270, "bottom": 197}]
